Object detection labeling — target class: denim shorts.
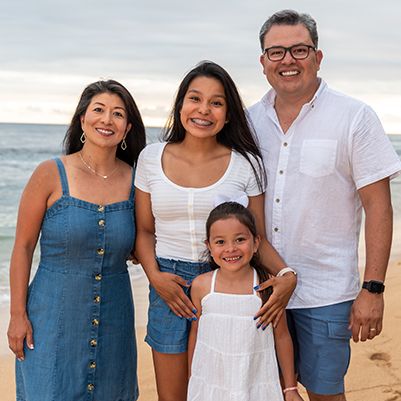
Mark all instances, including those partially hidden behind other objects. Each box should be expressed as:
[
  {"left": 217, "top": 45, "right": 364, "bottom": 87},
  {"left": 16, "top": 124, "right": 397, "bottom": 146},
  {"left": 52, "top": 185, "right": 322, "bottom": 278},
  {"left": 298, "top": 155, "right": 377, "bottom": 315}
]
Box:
[
  {"left": 285, "top": 301, "right": 353, "bottom": 395},
  {"left": 145, "top": 257, "right": 211, "bottom": 354}
]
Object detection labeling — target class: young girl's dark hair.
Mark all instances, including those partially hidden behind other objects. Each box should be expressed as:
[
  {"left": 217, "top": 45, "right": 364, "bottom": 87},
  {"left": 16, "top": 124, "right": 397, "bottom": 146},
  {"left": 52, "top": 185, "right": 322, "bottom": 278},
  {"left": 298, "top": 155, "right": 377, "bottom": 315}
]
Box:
[
  {"left": 63, "top": 79, "right": 146, "bottom": 167},
  {"left": 162, "top": 60, "right": 265, "bottom": 191},
  {"left": 205, "top": 201, "right": 272, "bottom": 304}
]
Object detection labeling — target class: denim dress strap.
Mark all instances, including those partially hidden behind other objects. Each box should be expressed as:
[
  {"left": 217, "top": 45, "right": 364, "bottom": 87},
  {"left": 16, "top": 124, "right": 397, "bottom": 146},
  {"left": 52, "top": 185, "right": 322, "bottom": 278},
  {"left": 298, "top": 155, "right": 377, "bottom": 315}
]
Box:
[
  {"left": 129, "top": 167, "right": 136, "bottom": 201},
  {"left": 53, "top": 157, "right": 70, "bottom": 196}
]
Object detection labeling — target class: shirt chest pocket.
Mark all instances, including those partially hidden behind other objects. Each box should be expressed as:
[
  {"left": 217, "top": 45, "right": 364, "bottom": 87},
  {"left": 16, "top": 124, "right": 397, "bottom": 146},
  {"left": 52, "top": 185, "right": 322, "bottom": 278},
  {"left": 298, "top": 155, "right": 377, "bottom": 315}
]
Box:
[{"left": 300, "top": 139, "right": 338, "bottom": 178}]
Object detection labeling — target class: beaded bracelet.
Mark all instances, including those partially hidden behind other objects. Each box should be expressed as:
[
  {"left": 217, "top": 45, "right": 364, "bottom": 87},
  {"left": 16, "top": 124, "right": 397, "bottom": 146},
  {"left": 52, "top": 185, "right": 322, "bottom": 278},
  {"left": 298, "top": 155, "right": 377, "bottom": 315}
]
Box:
[
  {"left": 276, "top": 267, "right": 297, "bottom": 277},
  {"left": 283, "top": 386, "right": 299, "bottom": 394}
]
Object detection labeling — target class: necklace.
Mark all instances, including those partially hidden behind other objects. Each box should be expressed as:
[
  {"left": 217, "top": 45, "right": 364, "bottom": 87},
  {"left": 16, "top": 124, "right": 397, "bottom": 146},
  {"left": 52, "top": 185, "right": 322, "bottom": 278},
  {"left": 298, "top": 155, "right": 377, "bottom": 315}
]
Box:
[{"left": 79, "top": 152, "right": 119, "bottom": 179}]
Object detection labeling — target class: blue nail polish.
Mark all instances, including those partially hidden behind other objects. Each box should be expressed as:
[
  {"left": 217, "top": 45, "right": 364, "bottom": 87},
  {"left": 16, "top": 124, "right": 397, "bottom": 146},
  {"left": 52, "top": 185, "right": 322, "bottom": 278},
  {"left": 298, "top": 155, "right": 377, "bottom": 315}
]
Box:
[
  {"left": 192, "top": 316, "right": 197, "bottom": 321},
  {"left": 178, "top": 315, "right": 183, "bottom": 319},
  {"left": 253, "top": 316, "right": 258, "bottom": 321},
  {"left": 187, "top": 317, "right": 192, "bottom": 322},
  {"left": 192, "top": 309, "right": 197, "bottom": 314},
  {"left": 274, "top": 324, "right": 277, "bottom": 329},
  {"left": 262, "top": 326, "right": 267, "bottom": 331},
  {"left": 257, "top": 324, "right": 261, "bottom": 329},
  {"left": 187, "top": 280, "right": 193, "bottom": 286},
  {"left": 253, "top": 285, "right": 259, "bottom": 290}
]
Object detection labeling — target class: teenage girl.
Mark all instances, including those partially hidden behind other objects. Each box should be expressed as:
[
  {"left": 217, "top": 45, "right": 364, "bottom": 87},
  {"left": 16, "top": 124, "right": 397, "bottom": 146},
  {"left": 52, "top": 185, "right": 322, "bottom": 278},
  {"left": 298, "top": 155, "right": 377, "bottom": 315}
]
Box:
[
  {"left": 187, "top": 198, "right": 303, "bottom": 401},
  {"left": 135, "top": 61, "right": 296, "bottom": 400}
]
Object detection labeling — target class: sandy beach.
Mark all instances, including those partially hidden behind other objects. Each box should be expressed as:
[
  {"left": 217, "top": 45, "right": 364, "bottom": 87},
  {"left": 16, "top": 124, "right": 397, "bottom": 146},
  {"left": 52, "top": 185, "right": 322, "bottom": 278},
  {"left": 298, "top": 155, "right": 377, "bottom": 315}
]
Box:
[{"left": 1, "top": 249, "right": 401, "bottom": 400}]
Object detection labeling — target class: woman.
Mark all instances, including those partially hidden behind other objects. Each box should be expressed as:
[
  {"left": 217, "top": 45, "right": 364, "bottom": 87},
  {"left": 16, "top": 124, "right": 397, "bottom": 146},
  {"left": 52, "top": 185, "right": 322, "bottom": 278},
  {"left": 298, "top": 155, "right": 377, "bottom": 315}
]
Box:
[
  {"left": 135, "top": 61, "right": 296, "bottom": 400},
  {"left": 7, "top": 80, "right": 146, "bottom": 401}
]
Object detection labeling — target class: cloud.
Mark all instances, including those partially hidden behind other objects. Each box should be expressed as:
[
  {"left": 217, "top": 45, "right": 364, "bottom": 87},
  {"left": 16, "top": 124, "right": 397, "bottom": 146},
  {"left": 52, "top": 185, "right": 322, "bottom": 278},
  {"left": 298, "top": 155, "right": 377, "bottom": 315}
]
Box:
[{"left": 0, "top": 0, "right": 400, "bottom": 131}]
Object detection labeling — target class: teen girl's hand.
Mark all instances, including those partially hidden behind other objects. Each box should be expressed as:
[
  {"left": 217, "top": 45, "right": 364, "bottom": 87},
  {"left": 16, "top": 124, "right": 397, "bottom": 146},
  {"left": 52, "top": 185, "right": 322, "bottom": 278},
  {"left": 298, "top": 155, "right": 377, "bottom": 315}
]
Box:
[
  {"left": 150, "top": 271, "right": 197, "bottom": 320},
  {"left": 8, "top": 314, "right": 34, "bottom": 361},
  {"left": 254, "top": 272, "right": 296, "bottom": 328}
]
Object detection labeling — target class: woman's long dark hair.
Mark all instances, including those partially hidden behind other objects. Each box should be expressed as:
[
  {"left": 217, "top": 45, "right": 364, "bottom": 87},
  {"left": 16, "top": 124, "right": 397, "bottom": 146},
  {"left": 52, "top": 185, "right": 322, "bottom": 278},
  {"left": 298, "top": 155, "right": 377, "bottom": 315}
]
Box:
[
  {"left": 162, "top": 61, "right": 265, "bottom": 191},
  {"left": 63, "top": 79, "right": 146, "bottom": 167},
  {"left": 205, "top": 201, "right": 272, "bottom": 304}
]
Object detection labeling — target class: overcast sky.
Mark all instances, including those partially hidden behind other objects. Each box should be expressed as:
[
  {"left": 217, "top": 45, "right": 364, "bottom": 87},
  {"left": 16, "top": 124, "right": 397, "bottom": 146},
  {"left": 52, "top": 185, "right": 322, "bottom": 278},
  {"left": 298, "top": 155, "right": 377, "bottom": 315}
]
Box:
[{"left": 0, "top": 0, "right": 400, "bottom": 132}]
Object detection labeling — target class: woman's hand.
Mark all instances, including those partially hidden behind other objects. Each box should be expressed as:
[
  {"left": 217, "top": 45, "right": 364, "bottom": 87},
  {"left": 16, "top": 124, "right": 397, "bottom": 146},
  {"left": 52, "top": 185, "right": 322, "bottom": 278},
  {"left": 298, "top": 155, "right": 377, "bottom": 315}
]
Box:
[
  {"left": 254, "top": 273, "right": 296, "bottom": 328},
  {"left": 7, "top": 314, "right": 34, "bottom": 361},
  {"left": 150, "top": 272, "right": 197, "bottom": 320}
]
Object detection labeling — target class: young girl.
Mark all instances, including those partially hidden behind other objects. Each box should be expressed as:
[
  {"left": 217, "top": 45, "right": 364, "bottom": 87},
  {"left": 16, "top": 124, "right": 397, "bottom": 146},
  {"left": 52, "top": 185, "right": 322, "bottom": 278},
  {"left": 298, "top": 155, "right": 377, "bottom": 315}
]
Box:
[
  {"left": 135, "top": 61, "right": 296, "bottom": 400},
  {"left": 187, "top": 196, "right": 303, "bottom": 401}
]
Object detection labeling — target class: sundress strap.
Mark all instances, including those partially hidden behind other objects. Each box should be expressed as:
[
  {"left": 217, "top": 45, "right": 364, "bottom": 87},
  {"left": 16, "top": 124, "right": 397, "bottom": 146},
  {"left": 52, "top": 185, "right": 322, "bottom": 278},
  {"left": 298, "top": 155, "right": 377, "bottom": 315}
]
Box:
[
  {"left": 211, "top": 268, "right": 258, "bottom": 295},
  {"left": 210, "top": 269, "right": 218, "bottom": 293},
  {"left": 53, "top": 157, "right": 70, "bottom": 196},
  {"left": 253, "top": 268, "right": 258, "bottom": 296}
]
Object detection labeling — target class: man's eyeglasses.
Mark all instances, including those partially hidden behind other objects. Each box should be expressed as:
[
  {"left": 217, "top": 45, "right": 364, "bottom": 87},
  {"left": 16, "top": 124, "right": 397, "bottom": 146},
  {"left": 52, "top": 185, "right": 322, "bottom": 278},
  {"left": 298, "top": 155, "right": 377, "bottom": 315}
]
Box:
[{"left": 264, "top": 44, "right": 316, "bottom": 62}]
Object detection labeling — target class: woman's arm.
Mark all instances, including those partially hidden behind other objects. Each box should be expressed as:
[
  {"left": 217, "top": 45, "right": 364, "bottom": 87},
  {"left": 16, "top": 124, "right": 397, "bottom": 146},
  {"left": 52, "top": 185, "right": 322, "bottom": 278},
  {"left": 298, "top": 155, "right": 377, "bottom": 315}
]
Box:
[
  {"left": 134, "top": 188, "right": 196, "bottom": 320},
  {"left": 248, "top": 194, "right": 297, "bottom": 327},
  {"left": 8, "top": 160, "right": 58, "bottom": 360},
  {"left": 273, "top": 314, "right": 303, "bottom": 401}
]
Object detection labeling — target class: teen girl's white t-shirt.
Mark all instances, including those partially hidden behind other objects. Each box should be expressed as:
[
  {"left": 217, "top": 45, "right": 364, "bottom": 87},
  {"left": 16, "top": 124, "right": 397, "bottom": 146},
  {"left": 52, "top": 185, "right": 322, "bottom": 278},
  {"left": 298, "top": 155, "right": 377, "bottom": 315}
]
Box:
[{"left": 135, "top": 142, "right": 264, "bottom": 262}]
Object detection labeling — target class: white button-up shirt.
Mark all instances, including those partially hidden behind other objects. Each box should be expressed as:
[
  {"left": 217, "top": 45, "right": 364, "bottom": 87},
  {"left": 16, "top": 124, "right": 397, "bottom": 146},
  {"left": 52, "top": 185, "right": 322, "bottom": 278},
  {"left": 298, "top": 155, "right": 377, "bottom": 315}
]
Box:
[{"left": 247, "top": 79, "right": 401, "bottom": 309}]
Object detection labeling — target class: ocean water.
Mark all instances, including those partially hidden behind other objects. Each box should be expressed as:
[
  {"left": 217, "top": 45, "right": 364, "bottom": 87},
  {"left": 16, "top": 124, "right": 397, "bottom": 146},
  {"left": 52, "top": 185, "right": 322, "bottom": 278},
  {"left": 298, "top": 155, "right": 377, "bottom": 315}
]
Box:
[{"left": 0, "top": 123, "right": 400, "bottom": 307}]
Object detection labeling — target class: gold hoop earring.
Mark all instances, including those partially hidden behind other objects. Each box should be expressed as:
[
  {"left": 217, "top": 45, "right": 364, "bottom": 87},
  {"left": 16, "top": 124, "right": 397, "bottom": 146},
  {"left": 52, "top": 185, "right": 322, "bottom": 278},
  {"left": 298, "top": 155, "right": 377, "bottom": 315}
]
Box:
[
  {"left": 80, "top": 132, "right": 86, "bottom": 144},
  {"left": 121, "top": 138, "right": 127, "bottom": 150}
]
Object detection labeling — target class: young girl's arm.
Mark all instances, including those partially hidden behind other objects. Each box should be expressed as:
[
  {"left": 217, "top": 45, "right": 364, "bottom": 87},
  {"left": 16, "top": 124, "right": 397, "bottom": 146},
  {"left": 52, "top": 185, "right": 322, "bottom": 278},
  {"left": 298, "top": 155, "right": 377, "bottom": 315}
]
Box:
[
  {"left": 187, "top": 272, "right": 210, "bottom": 378},
  {"left": 273, "top": 314, "right": 304, "bottom": 401}
]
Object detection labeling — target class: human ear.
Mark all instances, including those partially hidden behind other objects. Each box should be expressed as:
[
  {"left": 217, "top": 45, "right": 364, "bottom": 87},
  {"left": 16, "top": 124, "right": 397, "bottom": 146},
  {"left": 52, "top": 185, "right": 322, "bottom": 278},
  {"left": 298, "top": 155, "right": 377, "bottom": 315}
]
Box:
[
  {"left": 125, "top": 123, "right": 132, "bottom": 136},
  {"left": 253, "top": 235, "right": 261, "bottom": 253}
]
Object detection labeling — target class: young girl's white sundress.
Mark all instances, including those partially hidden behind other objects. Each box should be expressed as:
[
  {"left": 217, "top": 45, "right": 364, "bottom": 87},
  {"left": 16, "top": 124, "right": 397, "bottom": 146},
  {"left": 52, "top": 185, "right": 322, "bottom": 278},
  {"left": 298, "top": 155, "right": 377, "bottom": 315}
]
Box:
[{"left": 187, "top": 268, "right": 284, "bottom": 400}]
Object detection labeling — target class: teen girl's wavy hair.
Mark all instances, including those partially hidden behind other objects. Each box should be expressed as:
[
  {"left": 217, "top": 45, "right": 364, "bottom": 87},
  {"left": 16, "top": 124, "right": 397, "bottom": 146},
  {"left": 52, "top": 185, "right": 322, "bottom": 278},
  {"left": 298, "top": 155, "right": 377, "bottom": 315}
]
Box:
[
  {"left": 205, "top": 201, "right": 272, "bottom": 304},
  {"left": 63, "top": 79, "right": 146, "bottom": 167},
  {"left": 162, "top": 60, "right": 265, "bottom": 191}
]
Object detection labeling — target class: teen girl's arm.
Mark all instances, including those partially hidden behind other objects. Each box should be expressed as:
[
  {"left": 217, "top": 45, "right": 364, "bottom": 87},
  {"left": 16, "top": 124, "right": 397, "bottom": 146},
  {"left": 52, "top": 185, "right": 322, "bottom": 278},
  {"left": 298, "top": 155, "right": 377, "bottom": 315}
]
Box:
[
  {"left": 135, "top": 188, "right": 196, "bottom": 320},
  {"left": 187, "top": 272, "right": 210, "bottom": 378},
  {"left": 273, "top": 314, "right": 304, "bottom": 401},
  {"left": 8, "top": 160, "right": 59, "bottom": 361},
  {"left": 248, "top": 194, "right": 297, "bottom": 328}
]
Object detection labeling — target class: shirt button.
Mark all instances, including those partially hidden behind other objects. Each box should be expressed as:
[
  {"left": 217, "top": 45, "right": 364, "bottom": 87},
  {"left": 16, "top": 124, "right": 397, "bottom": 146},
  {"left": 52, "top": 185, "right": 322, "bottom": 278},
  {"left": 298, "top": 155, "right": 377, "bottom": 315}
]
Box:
[
  {"left": 279, "top": 170, "right": 284, "bottom": 175},
  {"left": 97, "top": 249, "right": 104, "bottom": 255},
  {"left": 94, "top": 296, "right": 100, "bottom": 303},
  {"left": 90, "top": 362, "right": 96, "bottom": 369},
  {"left": 283, "top": 142, "right": 288, "bottom": 147},
  {"left": 92, "top": 319, "right": 99, "bottom": 326},
  {"left": 90, "top": 340, "right": 97, "bottom": 347},
  {"left": 99, "top": 220, "right": 105, "bottom": 227},
  {"left": 190, "top": 216, "right": 194, "bottom": 220},
  {"left": 98, "top": 205, "right": 104, "bottom": 212},
  {"left": 95, "top": 274, "right": 102, "bottom": 281},
  {"left": 189, "top": 189, "right": 194, "bottom": 194},
  {"left": 274, "top": 227, "right": 279, "bottom": 232},
  {"left": 88, "top": 384, "right": 94, "bottom": 391},
  {"left": 276, "top": 199, "right": 280, "bottom": 203},
  {"left": 192, "top": 242, "right": 197, "bottom": 247},
  {"left": 191, "top": 229, "right": 195, "bottom": 234},
  {"left": 188, "top": 204, "right": 193, "bottom": 208}
]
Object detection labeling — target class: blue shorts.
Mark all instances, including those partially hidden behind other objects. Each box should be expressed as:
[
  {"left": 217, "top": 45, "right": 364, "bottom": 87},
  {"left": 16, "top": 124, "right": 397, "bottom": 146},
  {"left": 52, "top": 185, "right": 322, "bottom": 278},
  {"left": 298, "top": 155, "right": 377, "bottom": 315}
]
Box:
[
  {"left": 145, "top": 257, "right": 211, "bottom": 354},
  {"left": 285, "top": 301, "right": 353, "bottom": 395}
]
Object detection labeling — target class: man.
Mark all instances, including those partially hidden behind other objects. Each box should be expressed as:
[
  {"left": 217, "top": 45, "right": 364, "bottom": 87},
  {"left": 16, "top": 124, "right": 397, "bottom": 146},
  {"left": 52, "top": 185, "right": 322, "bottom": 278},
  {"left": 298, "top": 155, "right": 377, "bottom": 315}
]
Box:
[{"left": 247, "top": 9, "right": 401, "bottom": 401}]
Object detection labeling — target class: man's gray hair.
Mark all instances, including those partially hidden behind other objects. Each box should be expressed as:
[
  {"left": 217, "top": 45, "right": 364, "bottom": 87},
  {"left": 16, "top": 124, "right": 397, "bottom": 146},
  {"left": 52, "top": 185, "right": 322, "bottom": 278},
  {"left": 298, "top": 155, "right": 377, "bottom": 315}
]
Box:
[{"left": 259, "top": 9, "right": 319, "bottom": 52}]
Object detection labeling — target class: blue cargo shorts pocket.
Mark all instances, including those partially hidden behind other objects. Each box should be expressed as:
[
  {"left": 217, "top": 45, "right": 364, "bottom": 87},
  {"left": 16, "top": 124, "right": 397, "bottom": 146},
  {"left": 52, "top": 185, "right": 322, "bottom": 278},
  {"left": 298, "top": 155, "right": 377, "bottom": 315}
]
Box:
[{"left": 319, "top": 320, "right": 352, "bottom": 381}]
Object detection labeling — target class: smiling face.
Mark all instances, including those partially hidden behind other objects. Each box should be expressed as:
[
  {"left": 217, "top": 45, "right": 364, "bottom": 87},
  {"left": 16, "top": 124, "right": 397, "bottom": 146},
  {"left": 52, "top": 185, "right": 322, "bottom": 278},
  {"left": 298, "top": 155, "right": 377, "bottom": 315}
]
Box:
[
  {"left": 206, "top": 216, "right": 260, "bottom": 273},
  {"left": 260, "top": 23, "right": 323, "bottom": 102},
  {"left": 180, "top": 76, "right": 228, "bottom": 140},
  {"left": 80, "top": 92, "right": 131, "bottom": 149}
]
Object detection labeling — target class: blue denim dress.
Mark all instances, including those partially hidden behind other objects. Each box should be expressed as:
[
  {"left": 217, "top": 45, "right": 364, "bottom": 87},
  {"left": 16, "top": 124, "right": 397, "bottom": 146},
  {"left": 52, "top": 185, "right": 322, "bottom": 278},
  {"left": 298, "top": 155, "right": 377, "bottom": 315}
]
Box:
[{"left": 16, "top": 158, "right": 138, "bottom": 401}]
